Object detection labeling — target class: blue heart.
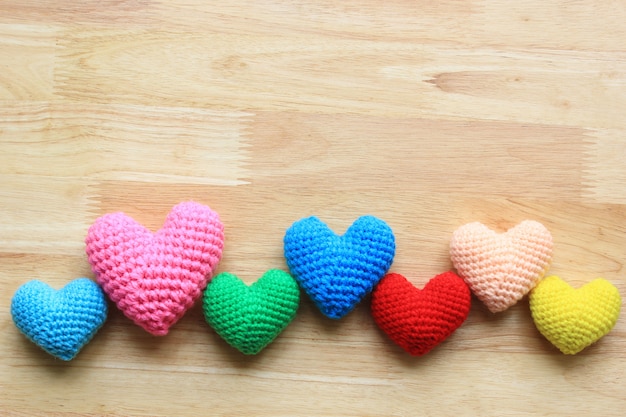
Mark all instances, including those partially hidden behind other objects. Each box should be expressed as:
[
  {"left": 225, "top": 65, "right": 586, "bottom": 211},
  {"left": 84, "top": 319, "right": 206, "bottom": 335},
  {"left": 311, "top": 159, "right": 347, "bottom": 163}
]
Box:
[
  {"left": 284, "top": 216, "right": 395, "bottom": 319},
  {"left": 11, "top": 278, "right": 108, "bottom": 361}
]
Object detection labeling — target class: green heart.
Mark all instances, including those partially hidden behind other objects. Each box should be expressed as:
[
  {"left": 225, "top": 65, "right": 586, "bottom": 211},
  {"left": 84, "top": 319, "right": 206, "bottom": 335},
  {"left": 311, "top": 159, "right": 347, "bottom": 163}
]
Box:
[{"left": 203, "top": 270, "right": 300, "bottom": 355}]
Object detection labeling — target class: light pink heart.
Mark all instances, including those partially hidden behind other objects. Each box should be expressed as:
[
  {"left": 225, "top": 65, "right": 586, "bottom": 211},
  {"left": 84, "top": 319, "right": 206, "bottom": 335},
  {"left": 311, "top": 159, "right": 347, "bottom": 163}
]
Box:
[
  {"left": 450, "top": 220, "right": 553, "bottom": 313},
  {"left": 86, "top": 202, "right": 224, "bottom": 335}
]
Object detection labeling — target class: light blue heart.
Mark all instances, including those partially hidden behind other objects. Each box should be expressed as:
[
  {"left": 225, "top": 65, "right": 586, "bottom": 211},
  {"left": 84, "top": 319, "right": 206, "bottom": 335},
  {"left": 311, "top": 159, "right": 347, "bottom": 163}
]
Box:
[
  {"left": 11, "top": 278, "right": 108, "bottom": 361},
  {"left": 284, "top": 216, "right": 395, "bottom": 319}
]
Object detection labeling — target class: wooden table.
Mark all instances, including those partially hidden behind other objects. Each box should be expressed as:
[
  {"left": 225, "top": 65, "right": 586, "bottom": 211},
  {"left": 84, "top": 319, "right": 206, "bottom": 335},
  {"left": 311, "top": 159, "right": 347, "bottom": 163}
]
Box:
[{"left": 1, "top": 1, "right": 625, "bottom": 415}]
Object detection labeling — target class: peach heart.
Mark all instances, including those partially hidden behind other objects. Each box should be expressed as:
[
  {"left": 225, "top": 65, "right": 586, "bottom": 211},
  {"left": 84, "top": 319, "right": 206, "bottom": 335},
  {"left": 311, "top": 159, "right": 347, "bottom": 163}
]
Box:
[
  {"left": 85, "top": 202, "right": 224, "bottom": 335},
  {"left": 450, "top": 220, "right": 553, "bottom": 313}
]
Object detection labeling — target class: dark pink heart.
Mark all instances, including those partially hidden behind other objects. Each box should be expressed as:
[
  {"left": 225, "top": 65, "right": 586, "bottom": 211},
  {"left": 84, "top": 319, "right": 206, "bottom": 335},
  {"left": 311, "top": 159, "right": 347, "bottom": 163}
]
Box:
[{"left": 85, "top": 202, "right": 224, "bottom": 335}]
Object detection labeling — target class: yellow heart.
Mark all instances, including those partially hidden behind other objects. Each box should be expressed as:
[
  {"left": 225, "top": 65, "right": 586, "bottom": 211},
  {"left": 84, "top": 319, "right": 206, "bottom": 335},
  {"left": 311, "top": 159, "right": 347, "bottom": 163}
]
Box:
[{"left": 529, "top": 276, "right": 621, "bottom": 354}]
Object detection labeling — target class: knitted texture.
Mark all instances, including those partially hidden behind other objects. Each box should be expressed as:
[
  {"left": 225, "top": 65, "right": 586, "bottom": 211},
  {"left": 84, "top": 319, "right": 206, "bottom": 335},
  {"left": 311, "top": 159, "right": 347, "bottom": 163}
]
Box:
[
  {"left": 203, "top": 270, "right": 300, "bottom": 355},
  {"left": 371, "top": 272, "right": 471, "bottom": 356},
  {"left": 450, "top": 220, "right": 553, "bottom": 313},
  {"left": 284, "top": 216, "right": 395, "bottom": 319},
  {"left": 11, "top": 278, "right": 108, "bottom": 361},
  {"left": 85, "top": 201, "right": 224, "bottom": 336},
  {"left": 530, "top": 276, "right": 621, "bottom": 355}
]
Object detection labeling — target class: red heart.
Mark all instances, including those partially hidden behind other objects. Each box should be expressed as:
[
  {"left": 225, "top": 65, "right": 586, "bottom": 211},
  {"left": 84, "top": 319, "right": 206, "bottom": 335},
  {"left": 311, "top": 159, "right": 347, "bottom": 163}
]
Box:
[{"left": 371, "top": 272, "right": 471, "bottom": 356}]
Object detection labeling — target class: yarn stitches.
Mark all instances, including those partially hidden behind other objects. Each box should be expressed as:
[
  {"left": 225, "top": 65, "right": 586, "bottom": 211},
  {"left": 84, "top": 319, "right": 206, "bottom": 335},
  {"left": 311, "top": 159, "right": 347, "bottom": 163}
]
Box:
[
  {"left": 10, "top": 207, "right": 622, "bottom": 359},
  {"left": 372, "top": 272, "right": 471, "bottom": 356},
  {"left": 11, "top": 278, "right": 108, "bottom": 361},
  {"left": 85, "top": 201, "right": 224, "bottom": 336},
  {"left": 203, "top": 270, "right": 300, "bottom": 355},
  {"left": 450, "top": 220, "right": 553, "bottom": 313},
  {"left": 530, "top": 276, "right": 621, "bottom": 354},
  {"left": 284, "top": 216, "right": 396, "bottom": 319}
]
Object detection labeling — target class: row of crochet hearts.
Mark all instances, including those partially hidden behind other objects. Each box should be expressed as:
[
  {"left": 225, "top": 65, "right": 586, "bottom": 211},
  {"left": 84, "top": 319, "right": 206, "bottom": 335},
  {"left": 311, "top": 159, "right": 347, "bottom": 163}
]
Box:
[{"left": 11, "top": 202, "right": 622, "bottom": 361}]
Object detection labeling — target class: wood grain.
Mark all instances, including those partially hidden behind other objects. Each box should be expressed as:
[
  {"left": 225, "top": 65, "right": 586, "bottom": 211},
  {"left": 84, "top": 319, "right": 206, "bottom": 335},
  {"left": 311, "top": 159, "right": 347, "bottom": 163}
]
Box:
[{"left": 1, "top": 1, "right": 625, "bottom": 416}]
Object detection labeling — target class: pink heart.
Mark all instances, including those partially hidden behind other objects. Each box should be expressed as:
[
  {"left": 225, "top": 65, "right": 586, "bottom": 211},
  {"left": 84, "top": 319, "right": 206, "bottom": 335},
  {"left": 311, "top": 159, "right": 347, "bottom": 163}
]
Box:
[
  {"left": 450, "top": 220, "right": 553, "bottom": 313},
  {"left": 85, "top": 202, "right": 224, "bottom": 335}
]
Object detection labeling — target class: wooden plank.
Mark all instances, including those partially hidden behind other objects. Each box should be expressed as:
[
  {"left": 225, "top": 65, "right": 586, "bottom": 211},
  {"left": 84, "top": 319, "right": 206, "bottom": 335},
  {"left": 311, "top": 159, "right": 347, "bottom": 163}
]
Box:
[{"left": 1, "top": 1, "right": 625, "bottom": 416}]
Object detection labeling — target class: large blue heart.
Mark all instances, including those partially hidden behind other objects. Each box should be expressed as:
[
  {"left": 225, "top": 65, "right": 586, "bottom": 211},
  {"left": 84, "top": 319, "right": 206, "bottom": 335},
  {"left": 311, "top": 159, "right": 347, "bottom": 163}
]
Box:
[
  {"left": 11, "top": 278, "right": 108, "bottom": 361},
  {"left": 284, "top": 216, "right": 396, "bottom": 319}
]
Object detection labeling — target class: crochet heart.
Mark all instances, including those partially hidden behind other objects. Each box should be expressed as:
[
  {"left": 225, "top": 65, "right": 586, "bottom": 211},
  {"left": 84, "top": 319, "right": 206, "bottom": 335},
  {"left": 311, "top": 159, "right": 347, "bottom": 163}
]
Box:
[
  {"left": 11, "top": 278, "right": 108, "bottom": 361},
  {"left": 530, "top": 276, "right": 621, "bottom": 354},
  {"left": 371, "top": 272, "right": 471, "bottom": 355},
  {"left": 283, "top": 216, "right": 395, "bottom": 319},
  {"left": 450, "top": 220, "right": 553, "bottom": 313},
  {"left": 85, "top": 201, "right": 224, "bottom": 336},
  {"left": 203, "top": 270, "right": 300, "bottom": 355}
]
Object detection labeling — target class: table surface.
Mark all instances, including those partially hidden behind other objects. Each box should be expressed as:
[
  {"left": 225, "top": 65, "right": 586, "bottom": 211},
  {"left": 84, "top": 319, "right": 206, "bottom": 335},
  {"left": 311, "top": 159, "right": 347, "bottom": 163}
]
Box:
[{"left": 1, "top": 1, "right": 625, "bottom": 416}]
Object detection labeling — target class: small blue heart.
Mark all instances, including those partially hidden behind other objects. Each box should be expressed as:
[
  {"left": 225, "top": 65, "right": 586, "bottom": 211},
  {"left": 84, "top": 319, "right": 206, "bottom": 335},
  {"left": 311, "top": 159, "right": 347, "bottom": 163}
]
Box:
[
  {"left": 11, "top": 278, "right": 108, "bottom": 361},
  {"left": 284, "top": 216, "right": 395, "bottom": 319}
]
